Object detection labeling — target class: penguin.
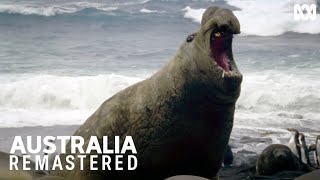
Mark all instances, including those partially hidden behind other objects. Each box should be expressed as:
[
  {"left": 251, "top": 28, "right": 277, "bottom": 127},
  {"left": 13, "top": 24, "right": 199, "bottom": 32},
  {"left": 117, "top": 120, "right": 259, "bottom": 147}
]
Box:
[
  {"left": 223, "top": 145, "right": 233, "bottom": 167},
  {"left": 298, "top": 133, "right": 311, "bottom": 165},
  {"left": 316, "top": 135, "right": 320, "bottom": 167},
  {"left": 287, "top": 128, "right": 301, "bottom": 160},
  {"left": 309, "top": 144, "right": 319, "bottom": 167}
]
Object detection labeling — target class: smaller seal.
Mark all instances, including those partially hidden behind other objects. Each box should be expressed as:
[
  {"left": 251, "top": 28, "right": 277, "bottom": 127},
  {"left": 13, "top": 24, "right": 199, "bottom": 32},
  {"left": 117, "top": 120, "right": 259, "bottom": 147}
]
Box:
[
  {"left": 287, "top": 128, "right": 302, "bottom": 159},
  {"left": 256, "top": 144, "right": 309, "bottom": 175},
  {"left": 299, "top": 133, "right": 311, "bottom": 165}
]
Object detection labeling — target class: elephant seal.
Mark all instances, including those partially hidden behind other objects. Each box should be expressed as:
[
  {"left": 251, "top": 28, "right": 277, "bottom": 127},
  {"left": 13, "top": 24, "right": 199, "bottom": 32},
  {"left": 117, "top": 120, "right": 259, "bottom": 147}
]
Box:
[
  {"left": 287, "top": 128, "right": 301, "bottom": 159},
  {"left": 256, "top": 144, "right": 311, "bottom": 176},
  {"left": 298, "top": 133, "right": 311, "bottom": 165},
  {"left": 52, "top": 6, "right": 242, "bottom": 180}
]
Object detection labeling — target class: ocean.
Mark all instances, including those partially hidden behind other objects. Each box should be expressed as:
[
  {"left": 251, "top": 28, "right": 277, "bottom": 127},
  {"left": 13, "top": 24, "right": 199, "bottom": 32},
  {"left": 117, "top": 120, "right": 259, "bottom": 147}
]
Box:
[{"left": 0, "top": 0, "right": 319, "bottom": 161}]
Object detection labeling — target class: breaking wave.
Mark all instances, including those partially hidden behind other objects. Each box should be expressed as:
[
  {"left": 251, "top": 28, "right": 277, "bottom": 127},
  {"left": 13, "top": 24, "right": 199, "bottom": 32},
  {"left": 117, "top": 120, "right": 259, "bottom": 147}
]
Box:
[
  {"left": 0, "top": 74, "right": 144, "bottom": 110},
  {"left": 0, "top": 2, "right": 120, "bottom": 16},
  {"left": 182, "top": 0, "right": 320, "bottom": 36}
]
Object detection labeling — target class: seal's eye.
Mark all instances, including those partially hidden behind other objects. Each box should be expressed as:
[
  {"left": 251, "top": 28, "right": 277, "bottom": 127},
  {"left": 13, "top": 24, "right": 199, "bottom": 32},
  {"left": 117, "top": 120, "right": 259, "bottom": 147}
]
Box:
[{"left": 186, "top": 33, "right": 195, "bottom": 43}]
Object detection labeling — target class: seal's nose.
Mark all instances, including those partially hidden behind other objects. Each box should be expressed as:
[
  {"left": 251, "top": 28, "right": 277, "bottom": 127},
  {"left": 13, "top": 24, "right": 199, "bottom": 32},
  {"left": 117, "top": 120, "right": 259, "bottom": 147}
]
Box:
[
  {"left": 217, "top": 24, "right": 232, "bottom": 34},
  {"left": 215, "top": 17, "right": 240, "bottom": 34},
  {"left": 201, "top": 7, "right": 240, "bottom": 34}
]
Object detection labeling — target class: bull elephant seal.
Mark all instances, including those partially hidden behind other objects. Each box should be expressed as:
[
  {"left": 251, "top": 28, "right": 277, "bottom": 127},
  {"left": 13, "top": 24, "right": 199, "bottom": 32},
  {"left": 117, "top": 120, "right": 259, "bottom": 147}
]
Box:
[
  {"left": 256, "top": 144, "right": 312, "bottom": 176},
  {"left": 53, "top": 6, "right": 242, "bottom": 180}
]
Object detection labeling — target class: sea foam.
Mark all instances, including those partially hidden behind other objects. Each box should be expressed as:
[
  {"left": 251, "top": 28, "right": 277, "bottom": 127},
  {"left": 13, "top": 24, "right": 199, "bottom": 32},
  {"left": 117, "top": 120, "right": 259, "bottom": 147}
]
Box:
[
  {"left": 182, "top": 0, "right": 320, "bottom": 36},
  {"left": 0, "top": 74, "right": 144, "bottom": 127},
  {"left": 0, "top": 71, "right": 319, "bottom": 127},
  {"left": 0, "top": 74, "right": 143, "bottom": 110},
  {"left": 140, "top": 8, "right": 157, "bottom": 13},
  {"left": 237, "top": 71, "right": 320, "bottom": 113},
  {"left": 0, "top": 3, "right": 118, "bottom": 16}
]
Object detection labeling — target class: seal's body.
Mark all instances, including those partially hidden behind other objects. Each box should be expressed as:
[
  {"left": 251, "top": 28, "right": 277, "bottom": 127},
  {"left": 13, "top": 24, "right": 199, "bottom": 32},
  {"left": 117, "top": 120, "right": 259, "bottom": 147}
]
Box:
[
  {"left": 256, "top": 144, "right": 309, "bottom": 176},
  {"left": 299, "top": 133, "right": 311, "bottom": 165},
  {"left": 53, "top": 6, "right": 242, "bottom": 180}
]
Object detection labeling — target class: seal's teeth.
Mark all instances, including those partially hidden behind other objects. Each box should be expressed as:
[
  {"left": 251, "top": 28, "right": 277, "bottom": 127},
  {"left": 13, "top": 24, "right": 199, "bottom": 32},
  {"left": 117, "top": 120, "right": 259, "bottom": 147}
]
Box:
[
  {"left": 215, "top": 32, "right": 221, "bottom": 37},
  {"left": 222, "top": 71, "right": 225, "bottom": 78}
]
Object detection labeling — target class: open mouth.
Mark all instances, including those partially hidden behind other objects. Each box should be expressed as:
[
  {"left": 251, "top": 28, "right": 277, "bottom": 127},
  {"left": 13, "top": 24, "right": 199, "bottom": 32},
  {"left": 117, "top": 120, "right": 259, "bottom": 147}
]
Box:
[{"left": 210, "top": 31, "right": 233, "bottom": 72}]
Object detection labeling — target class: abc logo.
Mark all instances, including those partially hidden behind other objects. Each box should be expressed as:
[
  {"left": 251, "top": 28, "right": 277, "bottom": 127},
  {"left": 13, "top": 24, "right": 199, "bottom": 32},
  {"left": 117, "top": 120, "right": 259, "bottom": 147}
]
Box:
[{"left": 294, "top": 4, "right": 317, "bottom": 21}]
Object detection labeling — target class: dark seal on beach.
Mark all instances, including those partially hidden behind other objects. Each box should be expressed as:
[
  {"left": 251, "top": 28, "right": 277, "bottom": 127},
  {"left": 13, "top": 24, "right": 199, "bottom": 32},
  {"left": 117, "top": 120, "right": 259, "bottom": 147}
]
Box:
[
  {"left": 256, "top": 144, "right": 312, "bottom": 176},
  {"left": 53, "top": 6, "right": 242, "bottom": 180}
]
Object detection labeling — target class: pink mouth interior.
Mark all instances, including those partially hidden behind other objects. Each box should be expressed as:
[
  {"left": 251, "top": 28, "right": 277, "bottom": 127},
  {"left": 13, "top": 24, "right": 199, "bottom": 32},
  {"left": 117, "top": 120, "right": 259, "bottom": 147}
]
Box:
[{"left": 210, "top": 34, "right": 231, "bottom": 72}]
